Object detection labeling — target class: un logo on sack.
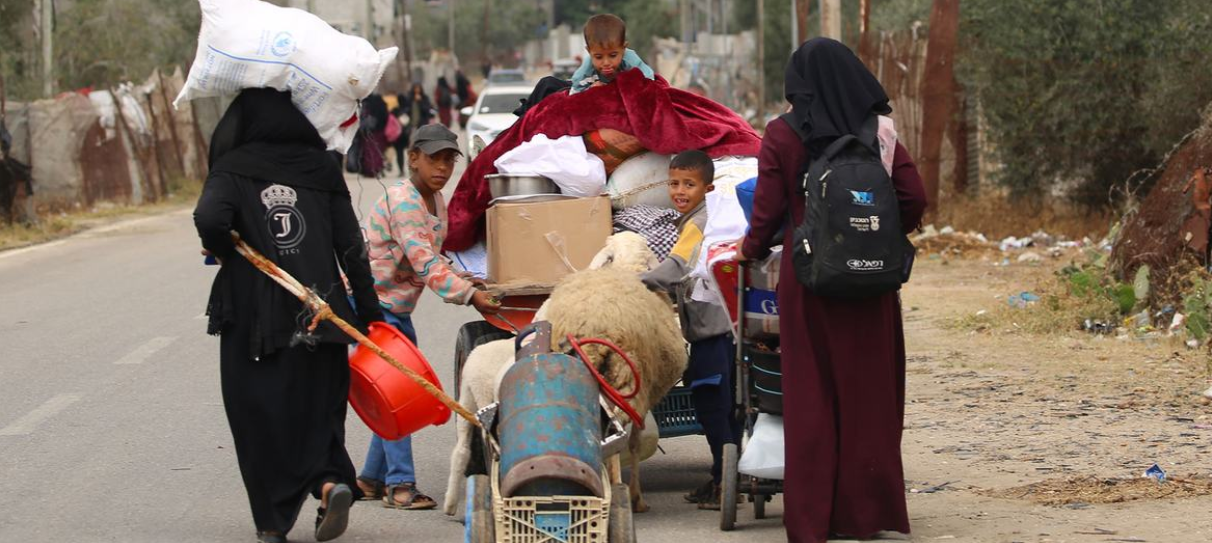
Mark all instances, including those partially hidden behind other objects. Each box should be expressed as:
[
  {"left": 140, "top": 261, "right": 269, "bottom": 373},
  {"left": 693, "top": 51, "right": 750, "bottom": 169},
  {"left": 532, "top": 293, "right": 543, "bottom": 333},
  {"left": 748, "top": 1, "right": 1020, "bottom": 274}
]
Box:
[{"left": 271, "top": 32, "right": 297, "bottom": 58}]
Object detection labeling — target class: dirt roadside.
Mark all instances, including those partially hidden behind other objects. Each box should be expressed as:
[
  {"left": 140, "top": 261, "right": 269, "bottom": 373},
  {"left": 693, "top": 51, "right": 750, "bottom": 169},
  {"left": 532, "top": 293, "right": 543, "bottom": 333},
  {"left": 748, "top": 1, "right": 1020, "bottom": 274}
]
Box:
[{"left": 897, "top": 255, "right": 1212, "bottom": 543}]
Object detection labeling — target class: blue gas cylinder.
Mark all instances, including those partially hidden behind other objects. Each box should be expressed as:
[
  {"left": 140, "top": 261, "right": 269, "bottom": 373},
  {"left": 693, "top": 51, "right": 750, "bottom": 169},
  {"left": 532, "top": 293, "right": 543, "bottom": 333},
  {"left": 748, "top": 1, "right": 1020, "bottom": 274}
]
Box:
[{"left": 498, "top": 351, "right": 603, "bottom": 498}]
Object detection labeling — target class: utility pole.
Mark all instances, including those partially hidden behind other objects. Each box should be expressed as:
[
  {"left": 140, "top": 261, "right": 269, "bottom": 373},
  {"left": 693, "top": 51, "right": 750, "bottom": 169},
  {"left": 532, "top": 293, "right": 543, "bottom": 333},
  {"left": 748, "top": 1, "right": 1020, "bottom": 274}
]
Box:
[
  {"left": 447, "top": 0, "right": 455, "bottom": 55},
  {"left": 366, "top": 0, "right": 375, "bottom": 42},
  {"left": 40, "top": 0, "right": 54, "bottom": 97},
  {"left": 399, "top": 0, "right": 414, "bottom": 82},
  {"left": 819, "top": 0, "right": 841, "bottom": 40},
  {"left": 794, "top": 0, "right": 810, "bottom": 48},
  {"left": 858, "top": 0, "right": 872, "bottom": 63},
  {"left": 680, "top": 0, "right": 692, "bottom": 45},
  {"left": 756, "top": 0, "right": 764, "bottom": 126}
]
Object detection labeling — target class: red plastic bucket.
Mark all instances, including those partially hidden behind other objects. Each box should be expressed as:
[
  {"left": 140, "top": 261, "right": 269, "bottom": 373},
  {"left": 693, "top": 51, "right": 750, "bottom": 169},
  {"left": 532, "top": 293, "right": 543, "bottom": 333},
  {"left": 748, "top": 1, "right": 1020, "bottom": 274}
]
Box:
[{"left": 348, "top": 322, "right": 451, "bottom": 440}]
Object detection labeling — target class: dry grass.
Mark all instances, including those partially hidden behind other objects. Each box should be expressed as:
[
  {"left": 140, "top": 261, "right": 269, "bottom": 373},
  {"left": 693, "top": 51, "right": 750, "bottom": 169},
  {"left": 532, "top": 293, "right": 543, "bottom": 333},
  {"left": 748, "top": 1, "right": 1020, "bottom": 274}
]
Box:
[
  {"left": 931, "top": 193, "right": 1114, "bottom": 241},
  {"left": 0, "top": 178, "right": 201, "bottom": 252},
  {"left": 983, "top": 476, "right": 1212, "bottom": 506}
]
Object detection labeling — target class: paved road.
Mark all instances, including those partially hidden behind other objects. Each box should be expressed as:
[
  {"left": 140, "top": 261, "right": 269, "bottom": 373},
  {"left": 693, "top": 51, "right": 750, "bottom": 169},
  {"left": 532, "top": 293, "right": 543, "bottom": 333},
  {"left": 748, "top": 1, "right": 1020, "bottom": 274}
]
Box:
[{"left": 0, "top": 160, "right": 789, "bottom": 542}]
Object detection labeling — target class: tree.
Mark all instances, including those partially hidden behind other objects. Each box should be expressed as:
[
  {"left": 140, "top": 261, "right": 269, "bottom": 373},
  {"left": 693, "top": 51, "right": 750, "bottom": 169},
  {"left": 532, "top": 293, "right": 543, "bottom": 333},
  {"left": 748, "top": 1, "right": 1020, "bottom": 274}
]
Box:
[
  {"left": 917, "top": 0, "right": 960, "bottom": 214},
  {"left": 959, "top": 0, "right": 1212, "bottom": 205}
]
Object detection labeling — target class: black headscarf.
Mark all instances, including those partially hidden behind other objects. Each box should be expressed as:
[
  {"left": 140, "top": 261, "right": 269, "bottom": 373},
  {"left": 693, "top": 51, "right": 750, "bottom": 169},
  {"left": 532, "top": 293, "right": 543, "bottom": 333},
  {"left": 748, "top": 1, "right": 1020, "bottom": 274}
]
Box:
[
  {"left": 208, "top": 88, "right": 345, "bottom": 192},
  {"left": 784, "top": 38, "right": 891, "bottom": 148},
  {"left": 455, "top": 70, "right": 471, "bottom": 103}
]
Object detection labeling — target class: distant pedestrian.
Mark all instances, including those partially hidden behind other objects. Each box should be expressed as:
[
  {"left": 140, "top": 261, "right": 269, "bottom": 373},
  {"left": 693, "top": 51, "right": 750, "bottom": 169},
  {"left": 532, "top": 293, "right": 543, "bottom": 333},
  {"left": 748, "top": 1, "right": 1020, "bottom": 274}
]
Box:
[
  {"left": 738, "top": 38, "right": 927, "bottom": 543},
  {"left": 454, "top": 70, "right": 477, "bottom": 129},
  {"left": 434, "top": 76, "right": 454, "bottom": 128},
  {"left": 194, "top": 88, "right": 384, "bottom": 543},
  {"left": 392, "top": 84, "right": 434, "bottom": 172}
]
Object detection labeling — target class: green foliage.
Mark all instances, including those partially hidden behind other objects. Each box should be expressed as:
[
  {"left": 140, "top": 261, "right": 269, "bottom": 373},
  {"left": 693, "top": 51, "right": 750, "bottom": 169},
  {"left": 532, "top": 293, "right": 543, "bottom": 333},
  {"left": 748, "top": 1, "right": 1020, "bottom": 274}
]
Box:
[
  {"left": 1060, "top": 258, "right": 1136, "bottom": 317},
  {"left": 958, "top": 0, "right": 1212, "bottom": 206},
  {"left": 1182, "top": 277, "right": 1212, "bottom": 340}
]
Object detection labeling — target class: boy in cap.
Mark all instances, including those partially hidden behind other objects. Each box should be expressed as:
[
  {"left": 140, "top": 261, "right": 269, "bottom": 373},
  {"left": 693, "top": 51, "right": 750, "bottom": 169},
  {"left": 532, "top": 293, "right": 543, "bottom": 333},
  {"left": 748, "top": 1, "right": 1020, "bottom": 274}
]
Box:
[{"left": 356, "top": 124, "right": 499, "bottom": 510}]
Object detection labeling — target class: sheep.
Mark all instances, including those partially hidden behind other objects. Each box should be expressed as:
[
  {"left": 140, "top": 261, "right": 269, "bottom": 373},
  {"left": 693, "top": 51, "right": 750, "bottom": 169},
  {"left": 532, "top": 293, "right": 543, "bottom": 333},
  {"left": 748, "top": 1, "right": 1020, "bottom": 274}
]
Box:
[
  {"left": 442, "top": 231, "right": 677, "bottom": 516},
  {"left": 442, "top": 338, "right": 516, "bottom": 515},
  {"left": 542, "top": 267, "right": 689, "bottom": 513}
]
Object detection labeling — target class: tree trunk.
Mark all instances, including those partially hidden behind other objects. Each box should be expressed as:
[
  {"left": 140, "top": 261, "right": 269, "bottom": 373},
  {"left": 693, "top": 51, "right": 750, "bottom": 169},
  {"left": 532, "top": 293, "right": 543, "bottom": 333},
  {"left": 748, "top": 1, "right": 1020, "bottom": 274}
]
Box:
[
  {"left": 858, "top": 0, "right": 872, "bottom": 65},
  {"left": 795, "top": 0, "right": 810, "bottom": 48},
  {"left": 918, "top": 0, "right": 960, "bottom": 216},
  {"left": 1112, "top": 123, "right": 1212, "bottom": 285}
]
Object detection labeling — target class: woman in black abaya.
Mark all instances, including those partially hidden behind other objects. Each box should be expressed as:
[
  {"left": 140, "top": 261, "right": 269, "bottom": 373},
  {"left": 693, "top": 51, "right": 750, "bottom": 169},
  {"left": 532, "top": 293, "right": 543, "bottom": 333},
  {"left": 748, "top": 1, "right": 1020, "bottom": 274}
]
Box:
[{"left": 194, "top": 88, "right": 384, "bottom": 543}]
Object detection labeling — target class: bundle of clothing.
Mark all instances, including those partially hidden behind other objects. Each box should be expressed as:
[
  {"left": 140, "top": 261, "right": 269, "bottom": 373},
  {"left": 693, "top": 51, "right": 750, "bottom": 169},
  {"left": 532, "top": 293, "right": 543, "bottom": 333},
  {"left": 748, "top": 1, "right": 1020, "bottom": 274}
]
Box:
[{"left": 445, "top": 70, "right": 762, "bottom": 252}]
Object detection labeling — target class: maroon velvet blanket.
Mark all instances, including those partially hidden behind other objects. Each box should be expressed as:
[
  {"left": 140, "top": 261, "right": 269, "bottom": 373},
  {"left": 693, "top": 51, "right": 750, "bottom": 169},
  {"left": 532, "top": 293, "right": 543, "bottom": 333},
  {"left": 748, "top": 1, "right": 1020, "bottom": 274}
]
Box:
[{"left": 445, "top": 70, "right": 762, "bottom": 252}]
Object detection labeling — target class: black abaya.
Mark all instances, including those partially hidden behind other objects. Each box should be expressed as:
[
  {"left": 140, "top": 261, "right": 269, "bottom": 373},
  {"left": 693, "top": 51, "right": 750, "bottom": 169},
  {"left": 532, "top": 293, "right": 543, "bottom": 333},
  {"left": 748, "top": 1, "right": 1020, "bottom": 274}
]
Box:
[{"left": 195, "top": 88, "right": 380, "bottom": 536}]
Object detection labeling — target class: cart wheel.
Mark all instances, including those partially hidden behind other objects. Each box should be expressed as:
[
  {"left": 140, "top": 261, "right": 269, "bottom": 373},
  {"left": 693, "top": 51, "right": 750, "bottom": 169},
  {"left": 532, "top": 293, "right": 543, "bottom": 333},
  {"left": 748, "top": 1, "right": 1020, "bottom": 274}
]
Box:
[
  {"left": 753, "top": 493, "right": 766, "bottom": 520},
  {"left": 454, "top": 321, "right": 515, "bottom": 400},
  {"left": 608, "top": 483, "right": 637, "bottom": 543},
  {"left": 465, "top": 474, "right": 494, "bottom": 543},
  {"left": 720, "top": 443, "right": 739, "bottom": 531}
]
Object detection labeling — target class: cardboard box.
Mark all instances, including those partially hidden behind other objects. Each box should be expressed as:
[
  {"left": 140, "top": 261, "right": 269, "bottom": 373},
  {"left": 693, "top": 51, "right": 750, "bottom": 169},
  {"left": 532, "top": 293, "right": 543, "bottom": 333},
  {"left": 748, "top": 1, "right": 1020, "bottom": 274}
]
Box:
[{"left": 486, "top": 196, "right": 612, "bottom": 287}]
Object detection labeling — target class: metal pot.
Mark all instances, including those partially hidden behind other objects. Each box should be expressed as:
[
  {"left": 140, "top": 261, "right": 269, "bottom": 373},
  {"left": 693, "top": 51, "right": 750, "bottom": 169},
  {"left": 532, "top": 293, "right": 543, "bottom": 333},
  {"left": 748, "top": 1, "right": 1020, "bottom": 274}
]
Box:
[{"left": 487, "top": 173, "right": 560, "bottom": 199}]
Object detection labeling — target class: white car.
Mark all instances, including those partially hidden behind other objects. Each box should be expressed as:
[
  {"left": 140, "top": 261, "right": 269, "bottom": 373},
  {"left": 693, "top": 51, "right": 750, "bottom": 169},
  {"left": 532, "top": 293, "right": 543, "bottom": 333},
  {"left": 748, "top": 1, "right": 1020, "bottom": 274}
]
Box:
[{"left": 461, "top": 83, "right": 534, "bottom": 160}]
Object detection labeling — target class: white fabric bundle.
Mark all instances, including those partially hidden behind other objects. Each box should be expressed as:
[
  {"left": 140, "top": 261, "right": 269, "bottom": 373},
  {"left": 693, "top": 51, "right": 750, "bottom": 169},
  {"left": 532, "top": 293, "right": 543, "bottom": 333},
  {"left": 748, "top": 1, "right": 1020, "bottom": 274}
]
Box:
[
  {"left": 493, "top": 134, "right": 607, "bottom": 197},
  {"left": 173, "top": 0, "right": 398, "bottom": 152}
]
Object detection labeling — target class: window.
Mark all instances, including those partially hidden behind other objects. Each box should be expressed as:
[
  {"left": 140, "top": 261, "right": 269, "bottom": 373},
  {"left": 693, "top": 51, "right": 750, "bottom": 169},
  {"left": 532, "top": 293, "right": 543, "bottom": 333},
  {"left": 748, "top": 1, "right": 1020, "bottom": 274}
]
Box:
[{"left": 478, "top": 93, "right": 528, "bottom": 114}]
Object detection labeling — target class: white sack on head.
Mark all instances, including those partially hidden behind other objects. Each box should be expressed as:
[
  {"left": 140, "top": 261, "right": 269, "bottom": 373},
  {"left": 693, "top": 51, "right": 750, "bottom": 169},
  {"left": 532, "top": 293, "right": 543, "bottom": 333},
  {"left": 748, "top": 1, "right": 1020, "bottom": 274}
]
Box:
[{"left": 174, "top": 0, "right": 398, "bottom": 152}]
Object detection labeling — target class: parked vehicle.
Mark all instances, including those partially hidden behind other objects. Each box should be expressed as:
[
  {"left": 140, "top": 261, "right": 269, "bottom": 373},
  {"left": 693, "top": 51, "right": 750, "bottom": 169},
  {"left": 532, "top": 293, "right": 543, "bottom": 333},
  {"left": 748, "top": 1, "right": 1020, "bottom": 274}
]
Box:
[
  {"left": 485, "top": 68, "right": 527, "bottom": 86},
  {"left": 461, "top": 83, "right": 534, "bottom": 160}
]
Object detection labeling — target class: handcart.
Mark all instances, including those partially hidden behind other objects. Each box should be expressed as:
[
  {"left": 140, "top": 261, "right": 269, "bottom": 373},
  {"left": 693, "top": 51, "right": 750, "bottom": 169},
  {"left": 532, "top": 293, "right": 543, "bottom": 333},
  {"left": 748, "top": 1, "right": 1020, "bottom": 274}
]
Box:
[
  {"left": 463, "top": 321, "right": 639, "bottom": 543},
  {"left": 454, "top": 282, "right": 703, "bottom": 445},
  {"left": 712, "top": 258, "right": 785, "bottom": 531}
]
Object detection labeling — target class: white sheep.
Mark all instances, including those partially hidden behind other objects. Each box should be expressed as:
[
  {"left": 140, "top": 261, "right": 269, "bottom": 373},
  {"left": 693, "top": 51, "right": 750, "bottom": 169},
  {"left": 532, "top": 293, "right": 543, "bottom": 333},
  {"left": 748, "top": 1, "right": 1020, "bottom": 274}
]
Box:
[
  {"left": 442, "top": 338, "right": 515, "bottom": 515},
  {"left": 542, "top": 266, "right": 688, "bottom": 513},
  {"left": 442, "top": 231, "right": 677, "bottom": 516}
]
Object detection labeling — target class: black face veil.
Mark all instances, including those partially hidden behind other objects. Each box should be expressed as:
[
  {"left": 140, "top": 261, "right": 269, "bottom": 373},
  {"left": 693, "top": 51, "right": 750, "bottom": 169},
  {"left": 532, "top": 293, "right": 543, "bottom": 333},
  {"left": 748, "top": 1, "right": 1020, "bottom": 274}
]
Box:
[{"left": 783, "top": 37, "right": 892, "bottom": 148}]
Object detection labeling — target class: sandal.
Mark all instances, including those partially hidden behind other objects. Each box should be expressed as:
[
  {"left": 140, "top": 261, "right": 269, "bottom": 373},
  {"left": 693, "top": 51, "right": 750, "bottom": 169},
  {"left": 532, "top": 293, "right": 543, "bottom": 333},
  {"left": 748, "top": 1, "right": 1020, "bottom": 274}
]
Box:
[
  {"left": 315, "top": 483, "right": 353, "bottom": 542},
  {"left": 697, "top": 484, "right": 723, "bottom": 511},
  {"left": 256, "top": 531, "right": 286, "bottom": 543},
  {"left": 683, "top": 479, "right": 715, "bottom": 503},
  {"left": 356, "top": 476, "right": 384, "bottom": 501},
  {"left": 382, "top": 483, "right": 438, "bottom": 510}
]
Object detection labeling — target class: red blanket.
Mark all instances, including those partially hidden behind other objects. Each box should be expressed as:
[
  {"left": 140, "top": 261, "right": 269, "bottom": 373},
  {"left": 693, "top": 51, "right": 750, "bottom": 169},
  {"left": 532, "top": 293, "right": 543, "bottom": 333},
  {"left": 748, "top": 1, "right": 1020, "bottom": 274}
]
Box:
[{"left": 445, "top": 70, "right": 762, "bottom": 252}]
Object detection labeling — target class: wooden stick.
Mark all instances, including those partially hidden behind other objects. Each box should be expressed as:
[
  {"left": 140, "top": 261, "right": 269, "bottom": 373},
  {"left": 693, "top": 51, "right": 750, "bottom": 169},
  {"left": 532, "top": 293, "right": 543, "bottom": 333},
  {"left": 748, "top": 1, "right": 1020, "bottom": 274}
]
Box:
[{"left": 231, "top": 232, "right": 481, "bottom": 429}]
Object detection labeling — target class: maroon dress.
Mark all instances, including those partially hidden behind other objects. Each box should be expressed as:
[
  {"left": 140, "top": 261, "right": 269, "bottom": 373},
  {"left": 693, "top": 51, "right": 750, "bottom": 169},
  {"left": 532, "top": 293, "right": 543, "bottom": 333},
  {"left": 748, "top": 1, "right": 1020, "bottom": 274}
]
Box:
[{"left": 742, "top": 118, "right": 927, "bottom": 543}]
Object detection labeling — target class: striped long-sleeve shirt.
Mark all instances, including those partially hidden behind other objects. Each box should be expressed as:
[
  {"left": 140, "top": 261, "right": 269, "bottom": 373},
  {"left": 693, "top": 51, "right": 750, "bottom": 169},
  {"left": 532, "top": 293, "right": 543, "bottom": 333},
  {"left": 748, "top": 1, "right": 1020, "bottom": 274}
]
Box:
[{"left": 365, "top": 179, "right": 475, "bottom": 315}]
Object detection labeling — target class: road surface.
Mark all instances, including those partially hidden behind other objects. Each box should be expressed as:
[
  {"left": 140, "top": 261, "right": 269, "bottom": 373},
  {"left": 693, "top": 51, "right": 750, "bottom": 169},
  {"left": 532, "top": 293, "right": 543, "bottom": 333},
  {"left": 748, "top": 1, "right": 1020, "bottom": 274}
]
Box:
[{"left": 0, "top": 162, "right": 792, "bottom": 542}]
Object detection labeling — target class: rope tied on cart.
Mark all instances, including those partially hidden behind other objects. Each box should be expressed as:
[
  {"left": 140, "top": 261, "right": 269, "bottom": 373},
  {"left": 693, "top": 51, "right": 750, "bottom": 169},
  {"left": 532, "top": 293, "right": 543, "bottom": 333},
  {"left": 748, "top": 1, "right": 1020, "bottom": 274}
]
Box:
[
  {"left": 565, "top": 334, "right": 646, "bottom": 428},
  {"left": 229, "top": 231, "right": 483, "bottom": 429}
]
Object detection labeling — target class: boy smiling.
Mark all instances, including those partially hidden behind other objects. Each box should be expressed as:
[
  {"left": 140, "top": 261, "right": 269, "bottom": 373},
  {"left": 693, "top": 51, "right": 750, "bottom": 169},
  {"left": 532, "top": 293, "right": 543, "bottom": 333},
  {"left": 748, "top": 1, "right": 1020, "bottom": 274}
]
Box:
[{"left": 640, "top": 150, "right": 739, "bottom": 510}]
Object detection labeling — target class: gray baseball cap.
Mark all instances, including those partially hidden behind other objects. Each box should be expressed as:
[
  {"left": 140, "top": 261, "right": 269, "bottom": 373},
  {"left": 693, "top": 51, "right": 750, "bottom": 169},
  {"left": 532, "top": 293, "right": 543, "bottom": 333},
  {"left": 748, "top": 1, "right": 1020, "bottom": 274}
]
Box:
[{"left": 411, "top": 124, "right": 463, "bottom": 155}]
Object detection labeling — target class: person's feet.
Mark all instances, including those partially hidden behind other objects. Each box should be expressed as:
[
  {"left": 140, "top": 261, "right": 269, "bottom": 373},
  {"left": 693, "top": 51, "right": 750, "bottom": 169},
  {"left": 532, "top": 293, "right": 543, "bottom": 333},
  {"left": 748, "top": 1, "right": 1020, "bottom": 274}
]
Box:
[
  {"left": 315, "top": 483, "right": 353, "bottom": 542},
  {"left": 382, "top": 483, "right": 438, "bottom": 510},
  {"left": 356, "top": 477, "right": 384, "bottom": 501},
  {"left": 683, "top": 479, "right": 715, "bottom": 504},
  {"left": 255, "top": 531, "right": 286, "bottom": 543},
  {"left": 696, "top": 483, "right": 723, "bottom": 511}
]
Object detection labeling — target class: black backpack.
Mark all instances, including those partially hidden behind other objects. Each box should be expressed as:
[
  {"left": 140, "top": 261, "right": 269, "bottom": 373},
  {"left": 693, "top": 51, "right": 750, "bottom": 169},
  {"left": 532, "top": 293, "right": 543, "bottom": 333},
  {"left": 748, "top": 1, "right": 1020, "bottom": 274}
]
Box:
[{"left": 781, "top": 114, "right": 915, "bottom": 298}]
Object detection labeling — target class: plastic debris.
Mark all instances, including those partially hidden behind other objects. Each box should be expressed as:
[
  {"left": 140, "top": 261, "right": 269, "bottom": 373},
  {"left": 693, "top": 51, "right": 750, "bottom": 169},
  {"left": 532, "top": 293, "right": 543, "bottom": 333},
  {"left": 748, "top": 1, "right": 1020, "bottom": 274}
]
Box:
[
  {"left": 1127, "top": 310, "right": 1152, "bottom": 330},
  {"left": 1142, "top": 463, "right": 1166, "bottom": 484},
  {"left": 1083, "top": 319, "right": 1114, "bottom": 335},
  {"left": 1203, "top": 385, "right": 1212, "bottom": 400},
  {"left": 1008, "top": 291, "right": 1041, "bottom": 308},
  {"left": 939, "top": 225, "right": 955, "bottom": 235},
  {"left": 1133, "top": 265, "right": 1151, "bottom": 306},
  {"left": 1169, "top": 313, "right": 1187, "bottom": 334},
  {"left": 1017, "top": 251, "right": 1043, "bottom": 263}
]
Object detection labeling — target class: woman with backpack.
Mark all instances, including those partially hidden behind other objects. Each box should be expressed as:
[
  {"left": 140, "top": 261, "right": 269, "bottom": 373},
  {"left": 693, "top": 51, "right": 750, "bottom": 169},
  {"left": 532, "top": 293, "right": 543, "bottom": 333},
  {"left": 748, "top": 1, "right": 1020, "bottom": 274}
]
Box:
[{"left": 738, "top": 38, "right": 927, "bottom": 543}]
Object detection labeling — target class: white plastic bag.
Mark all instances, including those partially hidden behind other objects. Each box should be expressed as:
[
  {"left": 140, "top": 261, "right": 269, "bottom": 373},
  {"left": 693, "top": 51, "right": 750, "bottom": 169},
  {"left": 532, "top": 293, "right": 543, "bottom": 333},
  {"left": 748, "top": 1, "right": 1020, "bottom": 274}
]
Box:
[
  {"left": 494, "top": 134, "right": 607, "bottom": 197},
  {"left": 174, "top": 0, "right": 398, "bottom": 152},
  {"left": 738, "top": 413, "right": 785, "bottom": 480}
]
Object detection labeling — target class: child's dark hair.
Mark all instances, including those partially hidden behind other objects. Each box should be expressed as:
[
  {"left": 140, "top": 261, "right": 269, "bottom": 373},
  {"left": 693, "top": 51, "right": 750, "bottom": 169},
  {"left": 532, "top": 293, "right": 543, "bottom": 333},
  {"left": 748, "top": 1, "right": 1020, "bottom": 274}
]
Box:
[
  {"left": 670, "top": 150, "right": 714, "bottom": 183},
  {"left": 584, "top": 14, "right": 627, "bottom": 48}
]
